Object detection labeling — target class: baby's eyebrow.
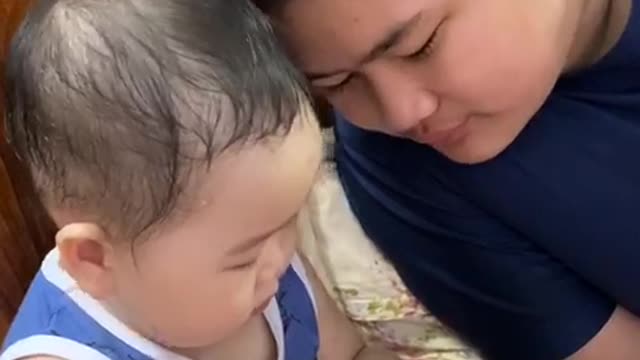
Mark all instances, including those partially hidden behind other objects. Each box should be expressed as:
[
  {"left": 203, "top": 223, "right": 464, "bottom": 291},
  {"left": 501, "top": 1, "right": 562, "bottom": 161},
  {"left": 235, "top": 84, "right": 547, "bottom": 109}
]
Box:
[
  {"left": 225, "top": 213, "right": 295, "bottom": 256},
  {"left": 226, "top": 234, "right": 268, "bottom": 256}
]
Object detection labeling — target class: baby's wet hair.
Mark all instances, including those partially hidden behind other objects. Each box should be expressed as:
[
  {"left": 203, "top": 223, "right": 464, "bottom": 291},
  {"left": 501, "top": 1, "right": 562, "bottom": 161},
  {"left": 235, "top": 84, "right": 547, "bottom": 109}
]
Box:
[{"left": 4, "top": 0, "right": 308, "bottom": 238}]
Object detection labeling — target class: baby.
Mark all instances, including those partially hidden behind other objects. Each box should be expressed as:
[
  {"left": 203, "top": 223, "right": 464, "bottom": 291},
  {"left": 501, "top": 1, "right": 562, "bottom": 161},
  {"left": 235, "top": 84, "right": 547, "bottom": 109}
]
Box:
[{"left": 0, "top": 1, "right": 398, "bottom": 359}]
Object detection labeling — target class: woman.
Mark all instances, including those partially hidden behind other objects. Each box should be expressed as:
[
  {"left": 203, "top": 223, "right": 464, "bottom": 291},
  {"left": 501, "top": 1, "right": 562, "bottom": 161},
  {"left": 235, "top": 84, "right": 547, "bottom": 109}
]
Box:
[{"left": 255, "top": 1, "right": 640, "bottom": 359}]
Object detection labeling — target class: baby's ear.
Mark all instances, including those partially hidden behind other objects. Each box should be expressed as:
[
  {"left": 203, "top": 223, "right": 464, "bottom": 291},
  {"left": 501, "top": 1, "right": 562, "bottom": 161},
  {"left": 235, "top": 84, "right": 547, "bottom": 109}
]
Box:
[{"left": 56, "top": 223, "right": 116, "bottom": 299}]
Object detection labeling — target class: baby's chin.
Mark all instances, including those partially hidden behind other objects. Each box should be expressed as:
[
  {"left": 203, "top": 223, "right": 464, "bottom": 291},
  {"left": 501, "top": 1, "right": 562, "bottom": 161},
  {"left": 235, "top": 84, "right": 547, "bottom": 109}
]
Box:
[
  {"left": 253, "top": 297, "right": 273, "bottom": 316},
  {"left": 155, "top": 319, "right": 251, "bottom": 353}
]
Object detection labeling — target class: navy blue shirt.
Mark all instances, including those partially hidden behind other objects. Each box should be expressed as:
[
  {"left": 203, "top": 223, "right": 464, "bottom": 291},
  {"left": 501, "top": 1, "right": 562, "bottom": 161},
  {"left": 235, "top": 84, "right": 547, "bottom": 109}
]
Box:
[{"left": 335, "top": 3, "right": 640, "bottom": 360}]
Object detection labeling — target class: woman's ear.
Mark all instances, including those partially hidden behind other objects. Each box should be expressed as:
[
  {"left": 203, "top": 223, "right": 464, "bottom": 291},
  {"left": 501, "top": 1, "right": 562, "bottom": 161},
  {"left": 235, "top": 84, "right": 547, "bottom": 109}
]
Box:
[{"left": 56, "top": 223, "right": 116, "bottom": 299}]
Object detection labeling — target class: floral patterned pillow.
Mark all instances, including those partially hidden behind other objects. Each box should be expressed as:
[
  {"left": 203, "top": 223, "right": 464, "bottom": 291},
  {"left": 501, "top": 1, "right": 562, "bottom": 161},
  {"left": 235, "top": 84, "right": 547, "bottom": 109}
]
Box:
[{"left": 298, "top": 163, "right": 481, "bottom": 360}]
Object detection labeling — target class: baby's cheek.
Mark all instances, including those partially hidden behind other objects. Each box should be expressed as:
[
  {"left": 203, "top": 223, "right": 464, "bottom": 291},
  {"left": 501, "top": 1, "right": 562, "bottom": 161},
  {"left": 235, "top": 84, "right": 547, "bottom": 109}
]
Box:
[
  {"left": 150, "top": 273, "right": 258, "bottom": 347},
  {"left": 227, "top": 274, "right": 258, "bottom": 307},
  {"left": 281, "top": 222, "right": 299, "bottom": 259}
]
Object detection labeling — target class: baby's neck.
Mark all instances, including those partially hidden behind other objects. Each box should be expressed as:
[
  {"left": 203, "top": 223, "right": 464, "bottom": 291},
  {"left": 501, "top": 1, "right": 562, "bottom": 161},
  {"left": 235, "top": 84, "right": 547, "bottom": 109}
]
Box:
[
  {"left": 102, "top": 299, "right": 276, "bottom": 360},
  {"left": 172, "top": 315, "right": 277, "bottom": 360}
]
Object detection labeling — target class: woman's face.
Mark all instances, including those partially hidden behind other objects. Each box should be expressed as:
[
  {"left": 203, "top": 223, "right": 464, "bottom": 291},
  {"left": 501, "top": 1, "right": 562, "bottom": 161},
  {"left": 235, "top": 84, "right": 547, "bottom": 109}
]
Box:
[{"left": 272, "top": 0, "right": 580, "bottom": 163}]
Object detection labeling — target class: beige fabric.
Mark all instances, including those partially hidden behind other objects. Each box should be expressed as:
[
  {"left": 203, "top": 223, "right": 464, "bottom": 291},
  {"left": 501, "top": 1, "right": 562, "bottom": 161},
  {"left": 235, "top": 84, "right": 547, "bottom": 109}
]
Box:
[{"left": 298, "top": 162, "right": 481, "bottom": 360}]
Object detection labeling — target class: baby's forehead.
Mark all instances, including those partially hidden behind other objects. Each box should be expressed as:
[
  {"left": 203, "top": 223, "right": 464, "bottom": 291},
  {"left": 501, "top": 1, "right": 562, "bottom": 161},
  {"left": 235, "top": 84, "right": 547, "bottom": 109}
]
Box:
[
  {"left": 160, "top": 126, "right": 321, "bottom": 248},
  {"left": 210, "top": 122, "right": 320, "bottom": 191},
  {"left": 181, "top": 118, "right": 321, "bottom": 208}
]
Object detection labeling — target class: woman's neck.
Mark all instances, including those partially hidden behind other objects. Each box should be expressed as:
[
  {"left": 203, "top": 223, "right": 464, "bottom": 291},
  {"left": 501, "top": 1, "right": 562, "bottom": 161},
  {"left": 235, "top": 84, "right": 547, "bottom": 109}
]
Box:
[{"left": 564, "top": 0, "right": 632, "bottom": 72}]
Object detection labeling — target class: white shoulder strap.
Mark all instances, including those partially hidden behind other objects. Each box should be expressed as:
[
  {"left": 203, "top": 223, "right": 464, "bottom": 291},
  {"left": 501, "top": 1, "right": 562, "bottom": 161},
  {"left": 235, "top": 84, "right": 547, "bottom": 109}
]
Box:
[{"left": 263, "top": 299, "right": 285, "bottom": 360}]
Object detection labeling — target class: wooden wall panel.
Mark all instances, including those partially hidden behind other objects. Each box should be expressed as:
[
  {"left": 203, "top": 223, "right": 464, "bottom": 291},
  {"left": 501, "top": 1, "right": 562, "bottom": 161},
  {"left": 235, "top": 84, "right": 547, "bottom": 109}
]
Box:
[{"left": 0, "top": 0, "right": 56, "bottom": 340}]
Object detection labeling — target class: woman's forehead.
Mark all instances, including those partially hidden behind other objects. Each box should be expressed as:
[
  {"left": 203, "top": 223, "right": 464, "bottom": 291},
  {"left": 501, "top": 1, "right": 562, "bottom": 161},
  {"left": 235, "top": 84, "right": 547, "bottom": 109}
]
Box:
[{"left": 277, "top": 0, "right": 433, "bottom": 71}]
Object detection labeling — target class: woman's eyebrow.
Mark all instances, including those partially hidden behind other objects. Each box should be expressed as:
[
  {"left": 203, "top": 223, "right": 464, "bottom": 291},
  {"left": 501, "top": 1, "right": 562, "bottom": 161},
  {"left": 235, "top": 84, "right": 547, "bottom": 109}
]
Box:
[{"left": 305, "top": 11, "right": 425, "bottom": 81}]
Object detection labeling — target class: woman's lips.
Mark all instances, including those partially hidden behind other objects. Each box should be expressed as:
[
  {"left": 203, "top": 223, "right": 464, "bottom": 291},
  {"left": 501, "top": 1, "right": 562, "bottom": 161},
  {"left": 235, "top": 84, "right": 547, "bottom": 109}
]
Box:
[{"left": 411, "top": 118, "right": 469, "bottom": 147}]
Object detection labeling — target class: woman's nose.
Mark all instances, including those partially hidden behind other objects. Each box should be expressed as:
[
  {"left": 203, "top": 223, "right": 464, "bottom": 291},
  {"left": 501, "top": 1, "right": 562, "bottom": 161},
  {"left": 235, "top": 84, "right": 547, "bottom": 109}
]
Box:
[{"left": 368, "top": 64, "right": 439, "bottom": 134}]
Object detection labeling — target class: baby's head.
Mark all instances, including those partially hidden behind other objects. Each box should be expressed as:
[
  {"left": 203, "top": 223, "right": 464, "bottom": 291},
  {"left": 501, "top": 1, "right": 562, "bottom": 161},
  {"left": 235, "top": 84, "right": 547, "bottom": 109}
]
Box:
[{"left": 5, "top": 0, "right": 321, "bottom": 350}]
